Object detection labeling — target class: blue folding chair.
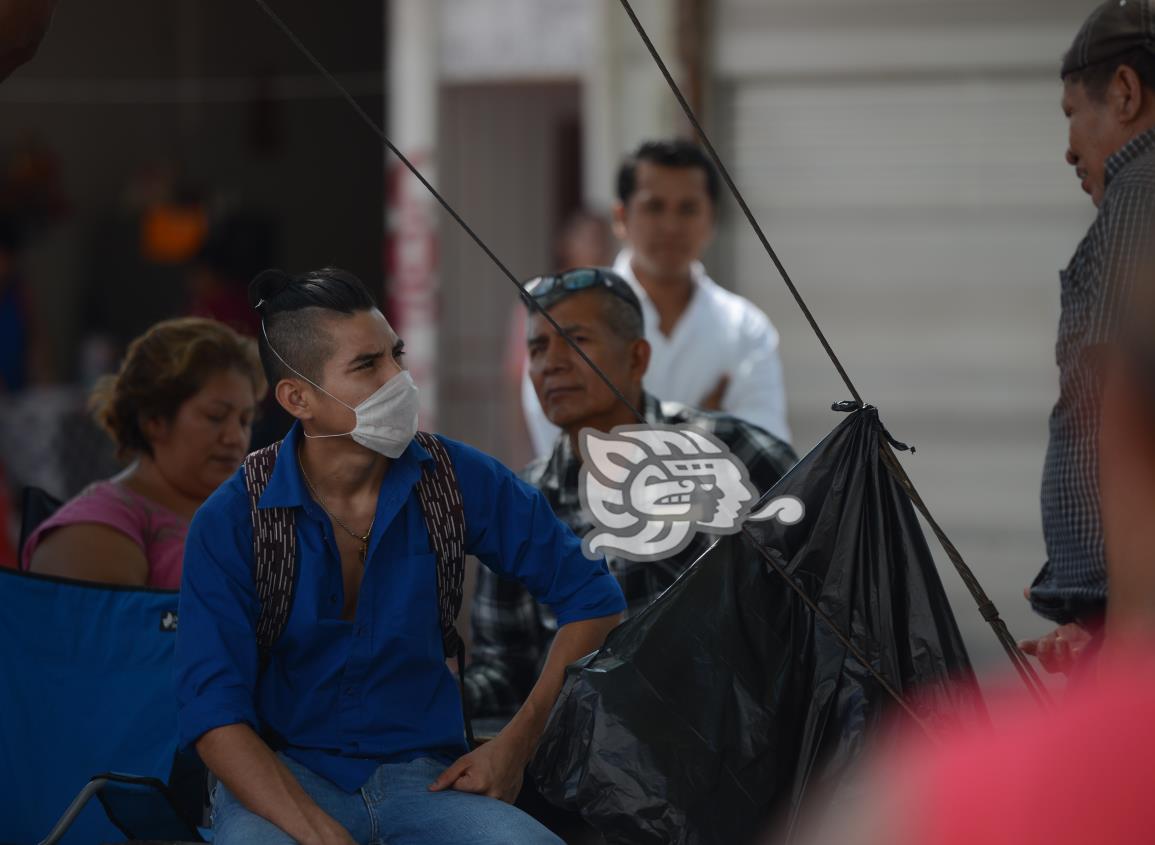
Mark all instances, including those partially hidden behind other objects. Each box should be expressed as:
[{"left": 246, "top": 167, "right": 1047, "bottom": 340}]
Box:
[{"left": 0, "top": 566, "right": 206, "bottom": 844}]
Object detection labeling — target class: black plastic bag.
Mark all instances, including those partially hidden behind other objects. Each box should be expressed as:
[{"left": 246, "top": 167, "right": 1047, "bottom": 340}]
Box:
[{"left": 530, "top": 407, "right": 984, "bottom": 844}]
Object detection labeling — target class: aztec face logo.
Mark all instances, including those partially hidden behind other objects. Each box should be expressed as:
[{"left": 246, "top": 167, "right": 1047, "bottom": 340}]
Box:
[{"left": 578, "top": 425, "right": 805, "bottom": 562}]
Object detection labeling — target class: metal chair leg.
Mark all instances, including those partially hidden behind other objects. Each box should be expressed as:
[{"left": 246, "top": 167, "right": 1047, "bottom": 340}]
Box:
[{"left": 37, "top": 777, "right": 109, "bottom": 845}]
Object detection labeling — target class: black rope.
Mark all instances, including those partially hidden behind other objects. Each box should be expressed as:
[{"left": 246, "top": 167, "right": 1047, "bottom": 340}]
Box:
[
  {"left": 250, "top": 0, "right": 948, "bottom": 734},
  {"left": 616, "top": 0, "right": 861, "bottom": 407},
  {"left": 877, "top": 445, "right": 1051, "bottom": 707},
  {"left": 617, "top": 0, "right": 1051, "bottom": 706},
  {"left": 250, "top": 0, "right": 644, "bottom": 427}
]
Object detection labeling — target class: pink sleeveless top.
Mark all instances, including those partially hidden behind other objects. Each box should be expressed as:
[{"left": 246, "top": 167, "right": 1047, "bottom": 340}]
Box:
[{"left": 20, "top": 480, "right": 190, "bottom": 589}]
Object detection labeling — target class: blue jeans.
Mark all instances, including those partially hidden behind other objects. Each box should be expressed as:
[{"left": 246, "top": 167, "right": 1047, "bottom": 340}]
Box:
[{"left": 211, "top": 754, "right": 563, "bottom": 844}]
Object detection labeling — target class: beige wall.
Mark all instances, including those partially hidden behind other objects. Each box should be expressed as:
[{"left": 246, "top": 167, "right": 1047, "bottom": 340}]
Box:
[
  {"left": 436, "top": 82, "right": 582, "bottom": 466},
  {"left": 710, "top": 0, "right": 1096, "bottom": 676}
]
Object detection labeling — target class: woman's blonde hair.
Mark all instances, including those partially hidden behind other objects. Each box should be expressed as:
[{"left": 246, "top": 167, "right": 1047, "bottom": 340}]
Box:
[{"left": 90, "top": 317, "right": 267, "bottom": 458}]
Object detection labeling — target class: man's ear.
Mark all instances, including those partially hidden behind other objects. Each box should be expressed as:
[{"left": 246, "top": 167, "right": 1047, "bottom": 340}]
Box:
[
  {"left": 629, "top": 337, "right": 651, "bottom": 382},
  {"left": 1115, "top": 65, "right": 1145, "bottom": 124},
  {"left": 611, "top": 200, "right": 629, "bottom": 243},
  {"left": 274, "top": 378, "right": 314, "bottom": 422}
]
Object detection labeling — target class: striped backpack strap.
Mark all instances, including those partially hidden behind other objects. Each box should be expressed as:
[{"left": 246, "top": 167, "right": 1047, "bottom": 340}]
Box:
[
  {"left": 412, "top": 431, "right": 467, "bottom": 659},
  {"left": 242, "top": 440, "right": 298, "bottom": 661}
]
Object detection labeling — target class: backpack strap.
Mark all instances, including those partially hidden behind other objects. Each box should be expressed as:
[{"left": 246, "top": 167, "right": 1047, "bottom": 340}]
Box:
[
  {"left": 244, "top": 432, "right": 474, "bottom": 744},
  {"left": 242, "top": 441, "right": 298, "bottom": 663},
  {"left": 412, "top": 431, "right": 474, "bottom": 746},
  {"left": 412, "top": 431, "right": 467, "bottom": 657}
]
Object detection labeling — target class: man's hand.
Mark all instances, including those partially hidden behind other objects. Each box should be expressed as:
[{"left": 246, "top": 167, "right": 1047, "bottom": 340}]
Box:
[
  {"left": 197, "top": 723, "right": 357, "bottom": 845},
  {"left": 428, "top": 733, "right": 527, "bottom": 804},
  {"left": 429, "top": 614, "right": 620, "bottom": 804},
  {"left": 1019, "top": 622, "right": 1093, "bottom": 675},
  {"left": 305, "top": 818, "right": 358, "bottom": 845},
  {"left": 699, "top": 374, "right": 730, "bottom": 411}
]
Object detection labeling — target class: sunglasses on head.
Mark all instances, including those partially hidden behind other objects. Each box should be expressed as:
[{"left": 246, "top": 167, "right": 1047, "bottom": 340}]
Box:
[{"left": 522, "top": 268, "right": 642, "bottom": 316}]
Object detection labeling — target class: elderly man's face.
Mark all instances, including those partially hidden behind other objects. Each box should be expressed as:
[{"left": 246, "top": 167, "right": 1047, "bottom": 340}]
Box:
[
  {"left": 0, "top": 0, "right": 57, "bottom": 82},
  {"left": 526, "top": 290, "right": 648, "bottom": 432},
  {"left": 1063, "top": 76, "right": 1136, "bottom": 207}
]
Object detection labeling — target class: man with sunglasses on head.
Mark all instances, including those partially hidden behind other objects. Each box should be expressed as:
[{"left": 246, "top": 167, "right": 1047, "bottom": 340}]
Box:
[
  {"left": 466, "top": 267, "right": 796, "bottom": 718},
  {"left": 521, "top": 139, "right": 792, "bottom": 458}
]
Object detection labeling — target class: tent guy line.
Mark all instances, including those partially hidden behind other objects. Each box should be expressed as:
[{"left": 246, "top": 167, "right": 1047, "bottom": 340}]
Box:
[
  {"left": 249, "top": 0, "right": 1036, "bottom": 724},
  {"left": 615, "top": 0, "right": 1050, "bottom": 706}
]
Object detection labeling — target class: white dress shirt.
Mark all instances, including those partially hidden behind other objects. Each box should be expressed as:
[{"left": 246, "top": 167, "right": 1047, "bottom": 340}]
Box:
[{"left": 521, "top": 250, "right": 791, "bottom": 458}]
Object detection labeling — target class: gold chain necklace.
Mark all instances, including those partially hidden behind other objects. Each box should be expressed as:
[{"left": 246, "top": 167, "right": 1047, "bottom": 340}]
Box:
[{"left": 299, "top": 455, "right": 376, "bottom": 565}]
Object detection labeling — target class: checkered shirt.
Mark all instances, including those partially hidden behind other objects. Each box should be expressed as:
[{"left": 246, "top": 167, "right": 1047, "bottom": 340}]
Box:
[
  {"left": 464, "top": 393, "right": 797, "bottom": 717},
  {"left": 1033, "top": 128, "right": 1155, "bottom": 624}
]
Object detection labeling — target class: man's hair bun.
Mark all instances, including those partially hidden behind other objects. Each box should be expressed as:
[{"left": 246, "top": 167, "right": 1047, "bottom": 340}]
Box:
[{"left": 249, "top": 268, "right": 293, "bottom": 310}]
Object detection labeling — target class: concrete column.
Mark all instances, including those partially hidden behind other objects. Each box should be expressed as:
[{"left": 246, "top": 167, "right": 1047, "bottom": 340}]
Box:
[
  {"left": 583, "top": 0, "right": 681, "bottom": 208},
  {"left": 386, "top": 0, "right": 441, "bottom": 428}
]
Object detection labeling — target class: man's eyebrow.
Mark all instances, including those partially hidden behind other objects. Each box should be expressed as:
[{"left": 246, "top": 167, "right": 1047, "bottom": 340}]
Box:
[
  {"left": 347, "top": 348, "right": 387, "bottom": 368},
  {"left": 528, "top": 322, "right": 594, "bottom": 345}
]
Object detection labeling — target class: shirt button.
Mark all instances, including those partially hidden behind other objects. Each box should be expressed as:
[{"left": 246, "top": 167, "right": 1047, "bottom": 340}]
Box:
[
  {"left": 344, "top": 687, "right": 355, "bottom": 697},
  {"left": 329, "top": 594, "right": 338, "bottom": 605}
]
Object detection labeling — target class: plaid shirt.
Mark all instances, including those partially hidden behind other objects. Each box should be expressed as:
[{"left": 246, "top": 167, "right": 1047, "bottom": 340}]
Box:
[
  {"left": 1033, "top": 128, "right": 1155, "bottom": 624},
  {"left": 464, "top": 393, "right": 797, "bottom": 716}
]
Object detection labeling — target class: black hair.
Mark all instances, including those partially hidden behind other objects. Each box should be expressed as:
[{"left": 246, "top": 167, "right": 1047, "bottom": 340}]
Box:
[
  {"left": 249, "top": 266, "right": 376, "bottom": 385},
  {"left": 1063, "top": 46, "right": 1155, "bottom": 101},
  {"left": 595, "top": 287, "right": 645, "bottom": 344},
  {"left": 616, "top": 139, "right": 720, "bottom": 206}
]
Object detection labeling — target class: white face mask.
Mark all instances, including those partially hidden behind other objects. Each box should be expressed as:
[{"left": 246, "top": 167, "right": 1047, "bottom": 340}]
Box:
[{"left": 262, "top": 322, "right": 419, "bottom": 459}]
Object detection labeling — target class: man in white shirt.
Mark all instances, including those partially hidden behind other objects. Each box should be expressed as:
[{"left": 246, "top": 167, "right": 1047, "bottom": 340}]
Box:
[{"left": 521, "top": 139, "right": 790, "bottom": 457}]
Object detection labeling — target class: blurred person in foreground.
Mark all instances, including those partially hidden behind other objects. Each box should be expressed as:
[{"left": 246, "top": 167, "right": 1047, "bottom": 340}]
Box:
[
  {"left": 467, "top": 268, "right": 796, "bottom": 717},
  {"left": 22, "top": 318, "right": 265, "bottom": 587},
  {"left": 521, "top": 139, "right": 791, "bottom": 458},
  {"left": 1022, "top": 0, "right": 1155, "bottom": 673}
]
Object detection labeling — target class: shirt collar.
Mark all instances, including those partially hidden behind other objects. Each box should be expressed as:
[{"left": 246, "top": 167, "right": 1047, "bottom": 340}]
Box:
[
  {"left": 1105, "top": 127, "right": 1155, "bottom": 188},
  {"left": 612, "top": 249, "right": 709, "bottom": 302},
  {"left": 542, "top": 392, "right": 666, "bottom": 484},
  {"left": 256, "top": 422, "right": 433, "bottom": 510}
]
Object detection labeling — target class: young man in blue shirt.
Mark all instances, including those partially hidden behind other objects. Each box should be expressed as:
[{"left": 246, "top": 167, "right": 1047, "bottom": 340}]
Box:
[{"left": 176, "top": 267, "right": 625, "bottom": 845}]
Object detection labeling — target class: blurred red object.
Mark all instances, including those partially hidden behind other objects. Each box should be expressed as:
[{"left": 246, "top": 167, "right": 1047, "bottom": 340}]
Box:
[{"left": 879, "top": 651, "right": 1155, "bottom": 845}]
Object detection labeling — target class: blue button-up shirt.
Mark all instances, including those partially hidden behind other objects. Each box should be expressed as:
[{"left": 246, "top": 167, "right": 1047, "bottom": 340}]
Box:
[{"left": 176, "top": 424, "right": 625, "bottom": 792}]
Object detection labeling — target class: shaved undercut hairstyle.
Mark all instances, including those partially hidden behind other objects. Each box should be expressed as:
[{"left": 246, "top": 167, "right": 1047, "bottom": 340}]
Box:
[{"left": 249, "top": 266, "right": 376, "bottom": 386}]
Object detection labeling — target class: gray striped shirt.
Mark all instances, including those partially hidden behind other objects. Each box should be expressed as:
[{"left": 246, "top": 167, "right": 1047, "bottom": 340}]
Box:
[{"left": 1032, "top": 127, "right": 1155, "bottom": 624}]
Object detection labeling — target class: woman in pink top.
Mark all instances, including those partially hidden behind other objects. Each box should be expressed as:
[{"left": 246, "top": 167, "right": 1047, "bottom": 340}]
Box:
[{"left": 22, "top": 317, "right": 266, "bottom": 588}]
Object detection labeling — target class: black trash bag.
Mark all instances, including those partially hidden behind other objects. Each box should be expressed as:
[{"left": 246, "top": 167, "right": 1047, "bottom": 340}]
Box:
[{"left": 530, "top": 406, "right": 985, "bottom": 844}]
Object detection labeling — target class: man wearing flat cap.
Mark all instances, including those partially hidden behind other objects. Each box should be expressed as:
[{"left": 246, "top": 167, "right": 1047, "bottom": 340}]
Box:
[{"left": 1022, "top": 0, "right": 1155, "bottom": 671}]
